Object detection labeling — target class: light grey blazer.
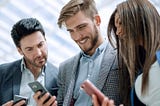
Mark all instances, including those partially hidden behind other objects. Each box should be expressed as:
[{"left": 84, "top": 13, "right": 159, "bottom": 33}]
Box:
[
  {"left": 0, "top": 59, "right": 58, "bottom": 105},
  {"left": 57, "top": 42, "right": 121, "bottom": 106}
]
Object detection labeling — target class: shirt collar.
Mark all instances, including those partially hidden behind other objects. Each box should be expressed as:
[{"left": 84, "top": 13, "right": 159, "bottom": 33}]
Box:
[{"left": 81, "top": 40, "right": 107, "bottom": 60}]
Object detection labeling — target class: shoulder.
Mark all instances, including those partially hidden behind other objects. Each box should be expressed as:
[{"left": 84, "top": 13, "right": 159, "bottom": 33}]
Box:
[
  {"left": 59, "top": 52, "right": 81, "bottom": 67},
  {"left": 47, "top": 61, "right": 58, "bottom": 69},
  {"left": 135, "top": 61, "right": 160, "bottom": 105},
  {"left": 46, "top": 61, "right": 58, "bottom": 74},
  {"left": 0, "top": 59, "right": 21, "bottom": 73},
  {"left": 102, "top": 41, "right": 117, "bottom": 64},
  {"left": 102, "top": 42, "right": 118, "bottom": 66},
  {"left": 0, "top": 60, "right": 21, "bottom": 84},
  {"left": 58, "top": 53, "right": 81, "bottom": 77},
  {"left": 0, "top": 59, "right": 21, "bottom": 67},
  {"left": 104, "top": 41, "right": 117, "bottom": 54}
]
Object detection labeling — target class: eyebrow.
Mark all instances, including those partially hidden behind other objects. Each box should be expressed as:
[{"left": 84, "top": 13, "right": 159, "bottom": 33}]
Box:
[
  {"left": 67, "top": 23, "right": 87, "bottom": 31},
  {"left": 24, "top": 41, "right": 45, "bottom": 50}
]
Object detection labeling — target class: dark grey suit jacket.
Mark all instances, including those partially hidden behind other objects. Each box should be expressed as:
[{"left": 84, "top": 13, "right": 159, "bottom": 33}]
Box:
[
  {"left": 57, "top": 42, "right": 121, "bottom": 106},
  {"left": 0, "top": 59, "right": 58, "bottom": 105}
]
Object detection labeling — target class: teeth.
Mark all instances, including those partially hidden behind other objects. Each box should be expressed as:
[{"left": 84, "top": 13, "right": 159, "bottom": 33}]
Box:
[{"left": 79, "top": 38, "right": 87, "bottom": 44}]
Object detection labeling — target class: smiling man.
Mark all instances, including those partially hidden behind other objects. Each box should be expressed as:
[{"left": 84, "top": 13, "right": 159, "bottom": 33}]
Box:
[
  {"left": 34, "top": 0, "right": 123, "bottom": 106},
  {"left": 56, "top": 1, "right": 122, "bottom": 105}
]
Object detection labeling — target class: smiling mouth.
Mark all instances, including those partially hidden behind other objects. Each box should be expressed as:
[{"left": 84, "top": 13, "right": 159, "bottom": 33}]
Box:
[{"left": 79, "top": 38, "right": 88, "bottom": 44}]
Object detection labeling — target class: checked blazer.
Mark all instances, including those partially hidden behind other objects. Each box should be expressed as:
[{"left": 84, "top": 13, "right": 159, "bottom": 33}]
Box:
[{"left": 57, "top": 42, "right": 121, "bottom": 106}]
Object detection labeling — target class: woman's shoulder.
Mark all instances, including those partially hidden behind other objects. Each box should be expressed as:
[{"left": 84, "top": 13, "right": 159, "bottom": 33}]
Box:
[{"left": 135, "top": 60, "right": 160, "bottom": 105}]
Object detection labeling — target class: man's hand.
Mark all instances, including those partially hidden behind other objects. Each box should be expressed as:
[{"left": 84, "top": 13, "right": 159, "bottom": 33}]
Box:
[
  {"left": 33, "top": 91, "right": 57, "bottom": 106},
  {"left": 2, "top": 100, "right": 26, "bottom": 106}
]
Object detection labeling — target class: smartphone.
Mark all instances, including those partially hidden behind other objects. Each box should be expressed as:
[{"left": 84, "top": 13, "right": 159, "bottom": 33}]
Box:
[
  {"left": 81, "top": 79, "right": 105, "bottom": 103},
  {"left": 28, "top": 81, "right": 51, "bottom": 103},
  {"left": 13, "top": 95, "right": 28, "bottom": 105}
]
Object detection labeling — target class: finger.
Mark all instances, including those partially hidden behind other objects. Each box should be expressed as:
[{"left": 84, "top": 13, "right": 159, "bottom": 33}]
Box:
[
  {"left": 2, "top": 100, "right": 14, "bottom": 106},
  {"left": 92, "top": 94, "right": 100, "bottom": 106},
  {"left": 108, "top": 99, "right": 115, "bottom": 106},
  {"left": 43, "top": 95, "right": 56, "bottom": 106},
  {"left": 51, "top": 99, "right": 57, "bottom": 106},
  {"left": 14, "top": 100, "right": 26, "bottom": 106},
  {"left": 38, "top": 92, "right": 51, "bottom": 105},
  {"left": 102, "top": 97, "right": 110, "bottom": 106},
  {"left": 33, "top": 91, "right": 42, "bottom": 102}
]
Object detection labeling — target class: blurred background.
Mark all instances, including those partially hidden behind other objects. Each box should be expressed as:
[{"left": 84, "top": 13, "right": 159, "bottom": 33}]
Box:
[{"left": 0, "top": 0, "right": 159, "bottom": 66}]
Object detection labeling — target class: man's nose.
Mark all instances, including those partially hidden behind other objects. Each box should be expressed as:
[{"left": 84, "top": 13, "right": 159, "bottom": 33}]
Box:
[
  {"left": 71, "top": 31, "right": 83, "bottom": 41},
  {"left": 35, "top": 48, "right": 42, "bottom": 56}
]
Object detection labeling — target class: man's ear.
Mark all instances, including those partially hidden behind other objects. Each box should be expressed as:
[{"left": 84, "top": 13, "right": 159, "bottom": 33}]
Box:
[
  {"left": 17, "top": 47, "right": 23, "bottom": 56},
  {"left": 94, "top": 15, "right": 101, "bottom": 26}
]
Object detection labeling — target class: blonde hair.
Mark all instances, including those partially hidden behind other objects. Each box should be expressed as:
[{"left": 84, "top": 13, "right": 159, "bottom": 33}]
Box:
[{"left": 57, "top": 0, "right": 98, "bottom": 28}]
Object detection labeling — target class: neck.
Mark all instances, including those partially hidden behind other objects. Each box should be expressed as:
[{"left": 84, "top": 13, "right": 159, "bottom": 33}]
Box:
[
  {"left": 88, "top": 37, "right": 104, "bottom": 56},
  {"left": 29, "top": 67, "right": 42, "bottom": 80},
  {"left": 26, "top": 63, "right": 42, "bottom": 79}
]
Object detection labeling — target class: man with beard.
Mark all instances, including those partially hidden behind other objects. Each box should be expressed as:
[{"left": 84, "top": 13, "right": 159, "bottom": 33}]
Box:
[
  {"left": 34, "top": 0, "right": 123, "bottom": 106},
  {"left": 0, "top": 18, "right": 58, "bottom": 106}
]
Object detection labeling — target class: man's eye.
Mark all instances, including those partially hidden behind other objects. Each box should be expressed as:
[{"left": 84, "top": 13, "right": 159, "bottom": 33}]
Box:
[
  {"left": 26, "top": 48, "right": 32, "bottom": 51},
  {"left": 78, "top": 25, "right": 86, "bottom": 29},
  {"left": 69, "top": 30, "right": 73, "bottom": 33},
  {"left": 67, "top": 29, "right": 73, "bottom": 33},
  {"left": 38, "top": 42, "right": 44, "bottom": 48}
]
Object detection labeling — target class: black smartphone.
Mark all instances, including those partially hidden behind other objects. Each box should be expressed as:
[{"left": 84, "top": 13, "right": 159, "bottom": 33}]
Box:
[
  {"left": 28, "top": 81, "right": 51, "bottom": 103},
  {"left": 28, "top": 81, "right": 48, "bottom": 94},
  {"left": 81, "top": 79, "right": 106, "bottom": 103},
  {"left": 13, "top": 95, "right": 28, "bottom": 105}
]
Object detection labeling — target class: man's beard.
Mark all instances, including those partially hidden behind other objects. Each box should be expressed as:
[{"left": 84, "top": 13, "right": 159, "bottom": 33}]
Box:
[
  {"left": 84, "top": 25, "right": 99, "bottom": 54},
  {"left": 24, "top": 55, "right": 47, "bottom": 68}
]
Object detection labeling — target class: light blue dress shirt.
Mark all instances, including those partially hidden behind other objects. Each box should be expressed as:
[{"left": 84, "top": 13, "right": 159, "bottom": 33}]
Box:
[
  {"left": 19, "top": 59, "right": 45, "bottom": 106},
  {"left": 73, "top": 41, "right": 107, "bottom": 106}
]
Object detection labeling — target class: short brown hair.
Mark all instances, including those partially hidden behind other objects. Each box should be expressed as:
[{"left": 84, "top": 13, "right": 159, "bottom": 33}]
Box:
[{"left": 57, "top": 0, "right": 98, "bottom": 28}]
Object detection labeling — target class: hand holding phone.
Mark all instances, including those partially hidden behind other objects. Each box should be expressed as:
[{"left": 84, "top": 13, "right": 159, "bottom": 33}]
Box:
[
  {"left": 13, "top": 95, "right": 28, "bottom": 106},
  {"left": 28, "top": 81, "right": 48, "bottom": 94},
  {"left": 28, "top": 81, "right": 51, "bottom": 103},
  {"left": 81, "top": 79, "right": 106, "bottom": 104}
]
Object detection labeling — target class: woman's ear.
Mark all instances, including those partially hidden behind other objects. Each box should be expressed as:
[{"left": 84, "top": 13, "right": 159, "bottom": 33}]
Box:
[{"left": 94, "top": 15, "right": 101, "bottom": 26}]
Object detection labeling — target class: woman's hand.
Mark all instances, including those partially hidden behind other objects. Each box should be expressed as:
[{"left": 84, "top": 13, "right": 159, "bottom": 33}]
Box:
[{"left": 92, "top": 94, "right": 123, "bottom": 106}]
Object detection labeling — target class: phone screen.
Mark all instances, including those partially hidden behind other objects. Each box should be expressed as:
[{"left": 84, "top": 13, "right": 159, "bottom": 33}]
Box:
[{"left": 28, "top": 81, "right": 51, "bottom": 103}]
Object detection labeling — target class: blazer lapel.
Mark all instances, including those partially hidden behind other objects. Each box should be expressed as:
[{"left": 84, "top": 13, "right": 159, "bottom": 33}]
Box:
[
  {"left": 63, "top": 53, "right": 81, "bottom": 106},
  {"left": 96, "top": 43, "right": 117, "bottom": 90},
  {"left": 45, "top": 63, "right": 51, "bottom": 90},
  {"left": 13, "top": 62, "right": 22, "bottom": 95}
]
